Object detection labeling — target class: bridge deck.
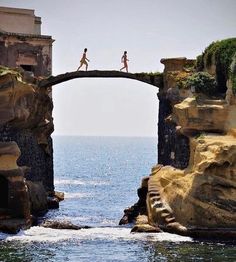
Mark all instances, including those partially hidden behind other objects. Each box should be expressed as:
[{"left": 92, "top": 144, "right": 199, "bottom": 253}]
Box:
[{"left": 38, "top": 70, "right": 162, "bottom": 88}]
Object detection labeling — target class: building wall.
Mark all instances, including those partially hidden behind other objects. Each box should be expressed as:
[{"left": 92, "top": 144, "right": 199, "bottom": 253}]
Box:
[
  {"left": 0, "top": 7, "right": 53, "bottom": 77},
  {"left": 158, "top": 58, "right": 190, "bottom": 169},
  {"left": 0, "top": 34, "right": 53, "bottom": 76},
  {"left": 0, "top": 7, "right": 41, "bottom": 35}
]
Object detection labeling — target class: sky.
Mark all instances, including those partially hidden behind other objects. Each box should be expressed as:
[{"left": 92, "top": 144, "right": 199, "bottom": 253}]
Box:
[{"left": 1, "top": 0, "right": 236, "bottom": 136}]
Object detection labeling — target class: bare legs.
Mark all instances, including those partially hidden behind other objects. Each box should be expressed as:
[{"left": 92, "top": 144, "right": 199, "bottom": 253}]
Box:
[
  {"left": 77, "top": 61, "right": 88, "bottom": 71},
  {"left": 120, "top": 63, "right": 128, "bottom": 73}
]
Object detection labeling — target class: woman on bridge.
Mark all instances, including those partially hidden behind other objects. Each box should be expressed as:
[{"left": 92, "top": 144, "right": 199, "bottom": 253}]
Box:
[
  {"left": 77, "top": 48, "right": 90, "bottom": 71},
  {"left": 120, "top": 51, "right": 129, "bottom": 73}
]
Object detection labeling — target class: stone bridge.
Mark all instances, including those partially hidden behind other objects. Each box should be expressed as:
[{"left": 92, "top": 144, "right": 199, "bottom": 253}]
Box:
[{"left": 38, "top": 70, "right": 162, "bottom": 89}]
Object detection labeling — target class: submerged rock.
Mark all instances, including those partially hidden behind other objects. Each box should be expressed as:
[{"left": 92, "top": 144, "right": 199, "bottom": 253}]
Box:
[
  {"left": 47, "top": 196, "right": 59, "bottom": 209},
  {"left": 131, "top": 215, "right": 161, "bottom": 233},
  {"left": 27, "top": 181, "right": 48, "bottom": 216},
  {"left": 131, "top": 224, "right": 161, "bottom": 233},
  {"left": 40, "top": 220, "right": 91, "bottom": 230},
  {"left": 119, "top": 177, "right": 149, "bottom": 225},
  {"left": 54, "top": 191, "right": 65, "bottom": 202},
  {"left": 0, "top": 218, "right": 32, "bottom": 234}
]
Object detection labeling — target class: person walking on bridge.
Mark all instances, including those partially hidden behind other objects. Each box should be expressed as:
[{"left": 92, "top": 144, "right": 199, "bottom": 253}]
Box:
[
  {"left": 120, "top": 51, "right": 129, "bottom": 73},
  {"left": 77, "top": 48, "right": 90, "bottom": 71}
]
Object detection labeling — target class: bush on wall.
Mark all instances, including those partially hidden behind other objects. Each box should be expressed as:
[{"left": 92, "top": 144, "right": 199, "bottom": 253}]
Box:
[
  {"left": 186, "top": 72, "right": 217, "bottom": 96},
  {"left": 230, "top": 54, "right": 236, "bottom": 93},
  {"left": 196, "top": 38, "right": 236, "bottom": 93}
]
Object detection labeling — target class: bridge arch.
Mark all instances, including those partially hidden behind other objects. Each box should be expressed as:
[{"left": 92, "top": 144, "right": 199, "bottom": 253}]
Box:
[
  {"left": 51, "top": 74, "right": 160, "bottom": 137},
  {"left": 39, "top": 70, "right": 162, "bottom": 89}
]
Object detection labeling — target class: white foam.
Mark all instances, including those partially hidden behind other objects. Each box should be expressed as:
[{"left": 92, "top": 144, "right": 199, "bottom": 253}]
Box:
[
  {"left": 50, "top": 215, "right": 92, "bottom": 223},
  {"left": 100, "top": 218, "right": 117, "bottom": 226},
  {"left": 64, "top": 192, "right": 91, "bottom": 199},
  {"left": 1, "top": 226, "right": 193, "bottom": 244},
  {"left": 55, "top": 179, "right": 109, "bottom": 186},
  {"left": 0, "top": 232, "right": 10, "bottom": 240},
  {"left": 55, "top": 179, "right": 85, "bottom": 185}
]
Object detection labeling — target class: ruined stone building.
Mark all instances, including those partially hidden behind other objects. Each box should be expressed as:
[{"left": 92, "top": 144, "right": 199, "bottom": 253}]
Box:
[{"left": 0, "top": 6, "right": 53, "bottom": 76}]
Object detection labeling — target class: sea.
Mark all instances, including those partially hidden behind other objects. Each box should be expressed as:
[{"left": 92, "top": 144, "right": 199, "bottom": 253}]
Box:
[{"left": 0, "top": 136, "right": 235, "bottom": 261}]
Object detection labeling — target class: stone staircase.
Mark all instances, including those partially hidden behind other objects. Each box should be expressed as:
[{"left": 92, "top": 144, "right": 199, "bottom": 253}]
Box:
[{"left": 147, "top": 165, "right": 187, "bottom": 235}]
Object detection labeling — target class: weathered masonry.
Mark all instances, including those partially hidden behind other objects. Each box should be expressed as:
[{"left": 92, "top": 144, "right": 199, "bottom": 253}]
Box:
[{"left": 0, "top": 6, "right": 53, "bottom": 76}]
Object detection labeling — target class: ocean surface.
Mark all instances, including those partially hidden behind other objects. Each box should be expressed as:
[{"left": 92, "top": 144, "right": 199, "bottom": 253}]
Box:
[{"left": 0, "top": 136, "right": 235, "bottom": 262}]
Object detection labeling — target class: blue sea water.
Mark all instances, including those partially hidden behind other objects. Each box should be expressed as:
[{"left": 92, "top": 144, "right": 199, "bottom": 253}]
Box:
[{"left": 0, "top": 136, "right": 235, "bottom": 261}]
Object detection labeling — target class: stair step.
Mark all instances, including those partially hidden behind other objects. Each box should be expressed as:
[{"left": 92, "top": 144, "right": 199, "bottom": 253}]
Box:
[
  {"left": 150, "top": 196, "right": 161, "bottom": 202},
  {"left": 153, "top": 202, "right": 163, "bottom": 208},
  {"left": 149, "top": 187, "right": 159, "bottom": 191},
  {"left": 149, "top": 183, "right": 160, "bottom": 186},
  {"left": 161, "top": 212, "right": 171, "bottom": 218},
  {"left": 165, "top": 217, "right": 176, "bottom": 223},
  {"left": 149, "top": 191, "right": 160, "bottom": 196},
  {"left": 159, "top": 207, "right": 170, "bottom": 213}
]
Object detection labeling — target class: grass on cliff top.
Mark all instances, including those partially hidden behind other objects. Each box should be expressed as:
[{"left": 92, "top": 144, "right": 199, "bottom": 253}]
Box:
[
  {"left": 185, "top": 72, "right": 217, "bottom": 96},
  {"left": 135, "top": 71, "right": 163, "bottom": 77},
  {"left": 0, "top": 66, "right": 23, "bottom": 81},
  {"left": 231, "top": 54, "right": 236, "bottom": 91},
  {"left": 196, "top": 38, "right": 236, "bottom": 93}
]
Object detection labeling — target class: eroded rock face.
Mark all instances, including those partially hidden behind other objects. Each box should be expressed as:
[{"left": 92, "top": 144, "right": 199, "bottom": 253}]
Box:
[
  {"left": 0, "top": 141, "right": 20, "bottom": 170},
  {"left": 148, "top": 135, "right": 236, "bottom": 229},
  {"left": 149, "top": 56, "right": 236, "bottom": 238},
  {"left": 26, "top": 181, "right": 48, "bottom": 216},
  {"left": 0, "top": 67, "right": 54, "bottom": 192},
  {"left": 0, "top": 141, "right": 50, "bottom": 233},
  {"left": 173, "top": 97, "right": 229, "bottom": 132},
  {"left": 119, "top": 177, "right": 149, "bottom": 225},
  {"left": 127, "top": 54, "right": 236, "bottom": 238},
  {"left": 0, "top": 142, "right": 31, "bottom": 233},
  {"left": 0, "top": 67, "right": 54, "bottom": 233}
]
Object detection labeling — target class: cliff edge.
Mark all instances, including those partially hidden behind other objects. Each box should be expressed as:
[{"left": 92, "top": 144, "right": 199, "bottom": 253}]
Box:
[
  {"left": 122, "top": 39, "right": 236, "bottom": 239},
  {"left": 0, "top": 67, "right": 55, "bottom": 233}
]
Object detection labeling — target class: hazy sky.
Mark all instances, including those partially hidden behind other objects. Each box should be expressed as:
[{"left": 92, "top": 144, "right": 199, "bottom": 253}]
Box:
[{"left": 1, "top": 0, "right": 236, "bottom": 136}]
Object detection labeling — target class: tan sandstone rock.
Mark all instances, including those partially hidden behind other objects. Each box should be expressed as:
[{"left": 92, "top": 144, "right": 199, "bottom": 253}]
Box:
[{"left": 147, "top": 132, "right": 236, "bottom": 234}]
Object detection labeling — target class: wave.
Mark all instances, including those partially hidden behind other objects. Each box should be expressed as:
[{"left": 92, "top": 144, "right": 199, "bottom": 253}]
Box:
[
  {"left": 64, "top": 192, "right": 92, "bottom": 199},
  {"left": 1, "top": 226, "right": 193, "bottom": 243},
  {"left": 54, "top": 179, "right": 110, "bottom": 186},
  {"left": 55, "top": 179, "right": 85, "bottom": 185},
  {"left": 100, "top": 218, "right": 117, "bottom": 226}
]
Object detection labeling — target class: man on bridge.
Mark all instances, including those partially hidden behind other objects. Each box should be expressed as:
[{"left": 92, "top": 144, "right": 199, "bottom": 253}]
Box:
[{"left": 77, "top": 48, "right": 90, "bottom": 71}]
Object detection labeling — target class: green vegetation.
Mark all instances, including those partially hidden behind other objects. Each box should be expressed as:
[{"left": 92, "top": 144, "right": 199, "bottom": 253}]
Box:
[
  {"left": 135, "top": 71, "right": 163, "bottom": 88},
  {"left": 136, "top": 71, "right": 162, "bottom": 77},
  {"left": 195, "top": 132, "right": 206, "bottom": 139},
  {"left": 0, "top": 66, "right": 22, "bottom": 81},
  {"left": 196, "top": 38, "right": 236, "bottom": 93},
  {"left": 230, "top": 54, "right": 236, "bottom": 92},
  {"left": 183, "top": 59, "right": 196, "bottom": 72},
  {"left": 185, "top": 72, "right": 217, "bottom": 96},
  {"left": 165, "top": 71, "right": 191, "bottom": 89}
]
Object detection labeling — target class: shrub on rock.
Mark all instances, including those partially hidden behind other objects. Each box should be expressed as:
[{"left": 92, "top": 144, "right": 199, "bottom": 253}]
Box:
[{"left": 186, "top": 72, "right": 217, "bottom": 96}]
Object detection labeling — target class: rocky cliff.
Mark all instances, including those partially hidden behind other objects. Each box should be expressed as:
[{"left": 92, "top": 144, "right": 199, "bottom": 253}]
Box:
[
  {"left": 1, "top": 38, "right": 235, "bottom": 237},
  {"left": 0, "top": 67, "right": 54, "bottom": 191},
  {"left": 0, "top": 67, "right": 55, "bottom": 232},
  {"left": 122, "top": 39, "right": 236, "bottom": 239}
]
